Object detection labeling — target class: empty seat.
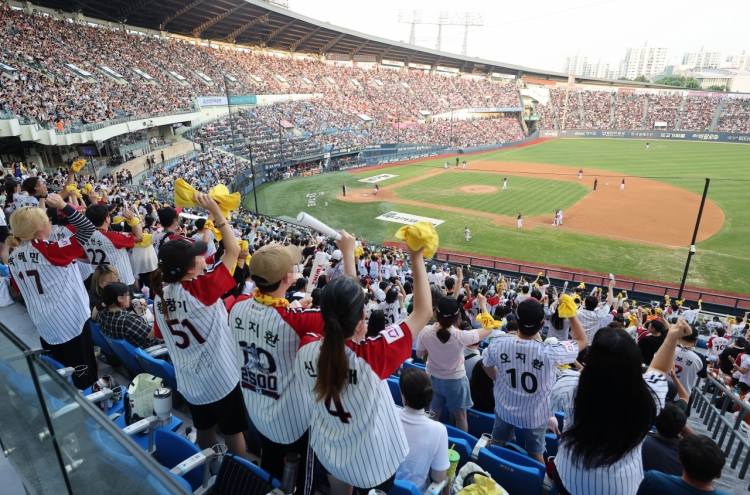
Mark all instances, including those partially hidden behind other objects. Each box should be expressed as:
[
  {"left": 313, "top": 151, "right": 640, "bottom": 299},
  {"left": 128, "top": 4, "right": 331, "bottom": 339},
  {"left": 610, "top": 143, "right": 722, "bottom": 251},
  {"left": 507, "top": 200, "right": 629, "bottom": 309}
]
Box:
[
  {"left": 477, "top": 446, "right": 545, "bottom": 495},
  {"left": 101, "top": 334, "right": 144, "bottom": 378},
  {"left": 387, "top": 377, "right": 403, "bottom": 406},
  {"left": 467, "top": 408, "right": 495, "bottom": 438},
  {"left": 135, "top": 348, "right": 177, "bottom": 390}
]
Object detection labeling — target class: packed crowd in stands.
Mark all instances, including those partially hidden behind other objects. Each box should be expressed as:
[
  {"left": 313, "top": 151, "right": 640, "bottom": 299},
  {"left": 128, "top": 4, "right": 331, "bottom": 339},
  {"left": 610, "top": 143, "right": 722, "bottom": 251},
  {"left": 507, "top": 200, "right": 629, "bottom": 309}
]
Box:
[
  {"left": 1, "top": 158, "right": 746, "bottom": 495},
  {"left": 581, "top": 90, "right": 613, "bottom": 128},
  {"left": 646, "top": 93, "right": 684, "bottom": 130},
  {"left": 716, "top": 98, "right": 750, "bottom": 133}
]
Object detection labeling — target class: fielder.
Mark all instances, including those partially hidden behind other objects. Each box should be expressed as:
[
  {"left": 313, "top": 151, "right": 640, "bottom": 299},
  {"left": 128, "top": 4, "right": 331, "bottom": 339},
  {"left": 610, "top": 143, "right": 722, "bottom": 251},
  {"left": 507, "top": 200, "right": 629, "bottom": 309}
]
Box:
[
  {"left": 465, "top": 227, "right": 471, "bottom": 241},
  {"left": 517, "top": 212, "right": 523, "bottom": 228},
  {"left": 621, "top": 179, "right": 625, "bottom": 190},
  {"left": 462, "top": 160, "right": 467, "bottom": 170},
  {"left": 373, "top": 183, "right": 379, "bottom": 196},
  {"left": 578, "top": 169, "right": 583, "bottom": 180}
]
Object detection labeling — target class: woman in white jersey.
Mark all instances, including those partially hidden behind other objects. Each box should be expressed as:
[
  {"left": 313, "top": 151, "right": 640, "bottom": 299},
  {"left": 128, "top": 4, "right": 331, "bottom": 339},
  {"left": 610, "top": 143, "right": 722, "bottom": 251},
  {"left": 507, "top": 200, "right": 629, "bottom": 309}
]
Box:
[
  {"left": 7, "top": 195, "right": 97, "bottom": 389},
  {"left": 151, "top": 193, "right": 247, "bottom": 457},
  {"left": 295, "top": 240, "right": 433, "bottom": 495},
  {"left": 549, "top": 318, "right": 692, "bottom": 495}
]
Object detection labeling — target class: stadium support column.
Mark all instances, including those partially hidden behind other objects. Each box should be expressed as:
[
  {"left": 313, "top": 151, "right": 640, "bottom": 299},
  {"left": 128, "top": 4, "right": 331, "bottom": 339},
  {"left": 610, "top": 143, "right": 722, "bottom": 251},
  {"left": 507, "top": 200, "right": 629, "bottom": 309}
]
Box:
[{"left": 678, "top": 178, "right": 710, "bottom": 299}]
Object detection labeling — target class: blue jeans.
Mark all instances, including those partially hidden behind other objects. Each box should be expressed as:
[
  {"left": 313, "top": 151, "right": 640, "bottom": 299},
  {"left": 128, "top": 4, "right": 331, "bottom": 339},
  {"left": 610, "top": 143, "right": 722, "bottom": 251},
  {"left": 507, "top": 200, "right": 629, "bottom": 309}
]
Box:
[
  {"left": 492, "top": 414, "right": 546, "bottom": 455},
  {"left": 430, "top": 376, "right": 473, "bottom": 413}
]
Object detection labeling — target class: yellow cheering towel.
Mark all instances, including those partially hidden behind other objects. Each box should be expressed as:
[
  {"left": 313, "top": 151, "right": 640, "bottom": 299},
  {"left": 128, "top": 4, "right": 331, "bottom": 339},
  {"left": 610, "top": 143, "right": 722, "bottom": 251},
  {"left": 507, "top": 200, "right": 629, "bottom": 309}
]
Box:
[
  {"left": 238, "top": 240, "right": 251, "bottom": 265},
  {"left": 477, "top": 312, "right": 502, "bottom": 329},
  {"left": 558, "top": 294, "right": 578, "bottom": 318},
  {"left": 204, "top": 219, "right": 222, "bottom": 242},
  {"left": 354, "top": 246, "right": 365, "bottom": 258},
  {"left": 459, "top": 474, "right": 502, "bottom": 495},
  {"left": 698, "top": 298, "right": 702, "bottom": 308},
  {"left": 83, "top": 183, "right": 93, "bottom": 194},
  {"left": 394, "top": 221, "right": 439, "bottom": 258},
  {"left": 134, "top": 233, "right": 153, "bottom": 247},
  {"left": 66, "top": 184, "right": 78, "bottom": 193},
  {"left": 71, "top": 159, "right": 87, "bottom": 172},
  {"left": 174, "top": 178, "right": 240, "bottom": 220},
  {"left": 655, "top": 308, "right": 663, "bottom": 316},
  {"left": 578, "top": 282, "right": 586, "bottom": 289}
]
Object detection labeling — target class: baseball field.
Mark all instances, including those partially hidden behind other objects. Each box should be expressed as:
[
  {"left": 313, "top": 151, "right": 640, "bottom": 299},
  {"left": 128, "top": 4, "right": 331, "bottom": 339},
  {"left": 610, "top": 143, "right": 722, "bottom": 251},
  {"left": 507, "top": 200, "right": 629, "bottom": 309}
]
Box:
[{"left": 245, "top": 139, "right": 750, "bottom": 295}]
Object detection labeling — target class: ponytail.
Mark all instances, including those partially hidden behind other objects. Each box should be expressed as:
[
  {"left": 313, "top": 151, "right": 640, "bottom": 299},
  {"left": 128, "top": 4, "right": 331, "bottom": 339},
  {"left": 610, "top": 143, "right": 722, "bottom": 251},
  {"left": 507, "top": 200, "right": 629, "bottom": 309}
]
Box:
[
  {"left": 6, "top": 234, "right": 21, "bottom": 249},
  {"left": 313, "top": 276, "right": 365, "bottom": 403},
  {"left": 435, "top": 313, "right": 459, "bottom": 344},
  {"left": 313, "top": 318, "right": 349, "bottom": 403},
  {"left": 150, "top": 268, "right": 170, "bottom": 320}
]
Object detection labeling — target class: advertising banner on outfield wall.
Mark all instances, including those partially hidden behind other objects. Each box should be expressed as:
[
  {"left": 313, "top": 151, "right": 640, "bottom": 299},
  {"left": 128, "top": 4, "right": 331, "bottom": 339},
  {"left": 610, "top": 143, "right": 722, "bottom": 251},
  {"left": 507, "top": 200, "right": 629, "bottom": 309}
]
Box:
[
  {"left": 556, "top": 129, "right": 750, "bottom": 143},
  {"left": 376, "top": 211, "right": 445, "bottom": 227}
]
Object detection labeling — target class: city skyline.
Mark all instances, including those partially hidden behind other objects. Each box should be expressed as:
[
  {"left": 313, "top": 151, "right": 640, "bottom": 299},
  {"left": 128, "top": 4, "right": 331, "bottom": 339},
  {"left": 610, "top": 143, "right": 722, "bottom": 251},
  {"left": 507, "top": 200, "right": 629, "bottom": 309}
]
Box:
[{"left": 291, "top": 0, "right": 750, "bottom": 75}]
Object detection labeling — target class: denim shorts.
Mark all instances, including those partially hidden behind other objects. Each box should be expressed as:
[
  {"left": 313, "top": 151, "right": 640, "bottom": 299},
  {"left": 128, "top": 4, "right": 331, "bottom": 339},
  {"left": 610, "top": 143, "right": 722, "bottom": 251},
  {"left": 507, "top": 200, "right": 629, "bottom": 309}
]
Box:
[
  {"left": 492, "top": 414, "right": 547, "bottom": 455},
  {"left": 430, "top": 375, "right": 473, "bottom": 413}
]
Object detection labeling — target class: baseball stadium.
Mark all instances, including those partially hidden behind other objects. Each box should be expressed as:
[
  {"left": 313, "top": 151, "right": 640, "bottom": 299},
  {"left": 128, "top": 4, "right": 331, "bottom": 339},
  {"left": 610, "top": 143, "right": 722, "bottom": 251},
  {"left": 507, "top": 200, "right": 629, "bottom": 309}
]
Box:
[{"left": 2, "top": 0, "right": 750, "bottom": 494}]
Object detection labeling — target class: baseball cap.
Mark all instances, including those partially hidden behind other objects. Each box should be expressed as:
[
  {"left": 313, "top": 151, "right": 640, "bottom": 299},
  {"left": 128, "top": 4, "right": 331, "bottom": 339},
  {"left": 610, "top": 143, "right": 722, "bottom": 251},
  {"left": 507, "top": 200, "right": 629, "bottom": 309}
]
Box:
[
  {"left": 101, "top": 282, "right": 131, "bottom": 306},
  {"left": 736, "top": 337, "right": 748, "bottom": 347},
  {"left": 375, "top": 289, "right": 386, "bottom": 302},
  {"left": 331, "top": 249, "right": 343, "bottom": 261},
  {"left": 436, "top": 297, "right": 461, "bottom": 318},
  {"left": 506, "top": 313, "right": 516, "bottom": 322},
  {"left": 157, "top": 239, "right": 208, "bottom": 276},
  {"left": 431, "top": 265, "right": 436, "bottom": 272},
  {"left": 249, "top": 244, "right": 295, "bottom": 286},
  {"left": 517, "top": 299, "right": 545, "bottom": 329}
]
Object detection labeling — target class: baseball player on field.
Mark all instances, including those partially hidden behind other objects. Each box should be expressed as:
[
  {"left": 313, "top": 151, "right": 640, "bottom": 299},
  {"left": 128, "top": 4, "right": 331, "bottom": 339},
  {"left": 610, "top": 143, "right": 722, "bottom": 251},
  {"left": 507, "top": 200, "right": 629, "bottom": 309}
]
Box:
[
  {"left": 228, "top": 242, "right": 329, "bottom": 495},
  {"left": 7, "top": 195, "right": 98, "bottom": 389},
  {"left": 295, "top": 236, "right": 433, "bottom": 495},
  {"left": 503, "top": 177, "right": 507, "bottom": 189},
  {"left": 151, "top": 193, "right": 248, "bottom": 458},
  {"left": 482, "top": 298, "right": 587, "bottom": 464},
  {"left": 517, "top": 212, "right": 523, "bottom": 228},
  {"left": 465, "top": 227, "right": 471, "bottom": 241}
]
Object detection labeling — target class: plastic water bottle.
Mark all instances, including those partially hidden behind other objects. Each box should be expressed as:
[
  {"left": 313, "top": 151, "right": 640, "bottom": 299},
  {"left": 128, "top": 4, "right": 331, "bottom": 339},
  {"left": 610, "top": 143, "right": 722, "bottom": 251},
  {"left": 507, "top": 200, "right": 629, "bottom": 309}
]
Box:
[{"left": 141, "top": 286, "right": 150, "bottom": 299}]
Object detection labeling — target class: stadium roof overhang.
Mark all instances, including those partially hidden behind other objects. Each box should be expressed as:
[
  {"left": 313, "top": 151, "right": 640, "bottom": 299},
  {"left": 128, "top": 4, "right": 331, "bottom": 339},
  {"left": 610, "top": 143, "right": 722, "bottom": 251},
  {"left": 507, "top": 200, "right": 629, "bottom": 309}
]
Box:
[{"left": 29, "top": 0, "right": 675, "bottom": 89}]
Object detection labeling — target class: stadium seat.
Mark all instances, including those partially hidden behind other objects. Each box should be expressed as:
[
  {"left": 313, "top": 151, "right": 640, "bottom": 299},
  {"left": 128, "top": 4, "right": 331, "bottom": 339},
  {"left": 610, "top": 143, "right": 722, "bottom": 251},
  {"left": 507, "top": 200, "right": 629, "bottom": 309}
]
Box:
[
  {"left": 89, "top": 320, "right": 120, "bottom": 366},
  {"left": 214, "top": 453, "right": 280, "bottom": 495},
  {"left": 545, "top": 433, "right": 559, "bottom": 459},
  {"left": 389, "top": 479, "right": 423, "bottom": 495},
  {"left": 39, "top": 354, "right": 73, "bottom": 385},
  {"left": 448, "top": 436, "right": 472, "bottom": 470},
  {"left": 402, "top": 359, "right": 426, "bottom": 373},
  {"left": 135, "top": 348, "right": 177, "bottom": 390},
  {"left": 83, "top": 384, "right": 125, "bottom": 416},
  {"left": 102, "top": 334, "right": 144, "bottom": 378},
  {"left": 467, "top": 408, "right": 495, "bottom": 438},
  {"left": 154, "top": 429, "right": 204, "bottom": 492},
  {"left": 477, "top": 446, "right": 545, "bottom": 495},
  {"left": 445, "top": 424, "right": 478, "bottom": 448},
  {"left": 387, "top": 376, "right": 403, "bottom": 406},
  {"left": 113, "top": 411, "right": 183, "bottom": 451},
  {"left": 555, "top": 411, "right": 565, "bottom": 431}
]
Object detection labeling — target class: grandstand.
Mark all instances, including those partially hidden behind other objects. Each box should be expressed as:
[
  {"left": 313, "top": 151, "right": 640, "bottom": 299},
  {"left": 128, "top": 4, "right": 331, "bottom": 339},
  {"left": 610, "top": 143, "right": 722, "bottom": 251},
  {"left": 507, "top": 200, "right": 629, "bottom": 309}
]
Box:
[{"left": 3, "top": 1, "right": 750, "bottom": 495}]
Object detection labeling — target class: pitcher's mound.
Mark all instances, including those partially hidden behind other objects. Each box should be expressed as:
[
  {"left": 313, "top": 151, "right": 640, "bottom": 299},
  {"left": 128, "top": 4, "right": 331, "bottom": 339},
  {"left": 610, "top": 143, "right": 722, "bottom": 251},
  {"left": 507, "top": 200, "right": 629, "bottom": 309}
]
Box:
[{"left": 460, "top": 185, "right": 498, "bottom": 194}]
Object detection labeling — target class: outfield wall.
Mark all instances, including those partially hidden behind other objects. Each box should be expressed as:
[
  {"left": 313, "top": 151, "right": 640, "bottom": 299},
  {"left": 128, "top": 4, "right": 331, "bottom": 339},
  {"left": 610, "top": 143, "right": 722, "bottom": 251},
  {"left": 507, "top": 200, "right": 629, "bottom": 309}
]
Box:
[{"left": 541, "top": 129, "right": 750, "bottom": 143}]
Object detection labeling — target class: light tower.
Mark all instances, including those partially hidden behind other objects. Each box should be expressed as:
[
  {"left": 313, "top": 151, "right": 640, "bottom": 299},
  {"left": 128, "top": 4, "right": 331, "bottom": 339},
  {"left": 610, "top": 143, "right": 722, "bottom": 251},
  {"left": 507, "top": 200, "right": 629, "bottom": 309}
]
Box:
[{"left": 398, "top": 10, "right": 484, "bottom": 55}]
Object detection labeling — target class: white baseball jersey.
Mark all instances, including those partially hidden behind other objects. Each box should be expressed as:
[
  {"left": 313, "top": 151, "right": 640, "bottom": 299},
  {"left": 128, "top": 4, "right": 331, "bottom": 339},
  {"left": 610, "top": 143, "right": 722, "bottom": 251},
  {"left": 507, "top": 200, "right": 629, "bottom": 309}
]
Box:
[
  {"left": 50, "top": 224, "right": 94, "bottom": 280},
  {"left": 427, "top": 272, "right": 441, "bottom": 286},
  {"left": 551, "top": 371, "right": 667, "bottom": 495},
  {"left": 379, "top": 300, "right": 401, "bottom": 326},
  {"left": 229, "top": 297, "right": 324, "bottom": 444},
  {"left": 707, "top": 335, "right": 729, "bottom": 358},
  {"left": 151, "top": 230, "right": 192, "bottom": 257},
  {"left": 9, "top": 237, "right": 89, "bottom": 345},
  {"left": 154, "top": 262, "right": 239, "bottom": 405},
  {"left": 671, "top": 345, "right": 704, "bottom": 398},
  {"left": 731, "top": 324, "right": 746, "bottom": 337},
  {"left": 83, "top": 230, "right": 136, "bottom": 285},
  {"left": 736, "top": 354, "right": 750, "bottom": 387},
  {"left": 380, "top": 263, "right": 390, "bottom": 279},
  {"left": 483, "top": 337, "right": 579, "bottom": 428},
  {"left": 296, "top": 323, "right": 412, "bottom": 487},
  {"left": 369, "top": 262, "right": 379, "bottom": 280}
]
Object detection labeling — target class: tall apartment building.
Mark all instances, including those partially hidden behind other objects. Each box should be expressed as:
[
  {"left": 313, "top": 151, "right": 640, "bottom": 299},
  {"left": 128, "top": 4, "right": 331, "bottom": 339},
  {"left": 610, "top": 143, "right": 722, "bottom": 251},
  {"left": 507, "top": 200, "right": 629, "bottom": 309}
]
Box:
[
  {"left": 563, "top": 52, "right": 588, "bottom": 75},
  {"left": 725, "top": 51, "right": 750, "bottom": 70},
  {"left": 621, "top": 43, "right": 668, "bottom": 79},
  {"left": 583, "top": 58, "right": 610, "bottom": 78},
  {"left": 682, "top": 48, "right": 722, "bottom": 69}
]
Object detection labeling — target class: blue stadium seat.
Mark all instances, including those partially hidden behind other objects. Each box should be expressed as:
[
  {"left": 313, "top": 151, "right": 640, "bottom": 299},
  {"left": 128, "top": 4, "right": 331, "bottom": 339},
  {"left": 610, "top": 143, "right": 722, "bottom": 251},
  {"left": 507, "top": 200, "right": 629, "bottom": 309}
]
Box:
[
  {"left": 445, "top": 424, "right": 478, "bottom": 448},
  {"left": 448, "top": 437, "right": 472, "bottom": 470},
  {"left": 554, "top": 411, "right": 565, "bottom": 431},
  {"left": 154, "top": 430, "right": 204, "bottom": 491},
  {"left": 389, "top": 479, "right": 422, "bottom": 495},
  {"left": 113, "top": 411, "right": 183, "bottom": 451},
  {"left": 387, "top": 377, "right": 403, "bottom": 406},
  {"left": 102, "top": 334, "right": 144, "bottom": 378},
  {"left": 89, "top": 320, "right": 120, "bottom": 365},
  {"left": 83, "top": 384, "right": 125, "bottom": 416},
  {"left": 39, "top": 354, "right": 73, "bottom": 385},
  {"left": 477, "top": 446, "right": 545, "bottom": 495},
  {"left": 135, "top": 348, "right": 177, "bottom": 390},
  {"left": 402, "top": 359, "right": 426, "bottom": 373},
  {"left": 467, "top": 408, "right": 495, "bottom": 438},
  {"left": 213, "top": 453, "right": 280, "bottom": 495}
]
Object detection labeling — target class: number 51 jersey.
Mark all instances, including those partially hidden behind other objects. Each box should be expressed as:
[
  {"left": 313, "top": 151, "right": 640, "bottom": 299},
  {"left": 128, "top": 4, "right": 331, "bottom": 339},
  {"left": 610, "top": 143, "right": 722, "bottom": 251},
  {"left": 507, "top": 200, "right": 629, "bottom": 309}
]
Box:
[{"left": 228, "top": 297, "right": 325, "bottom": 444}]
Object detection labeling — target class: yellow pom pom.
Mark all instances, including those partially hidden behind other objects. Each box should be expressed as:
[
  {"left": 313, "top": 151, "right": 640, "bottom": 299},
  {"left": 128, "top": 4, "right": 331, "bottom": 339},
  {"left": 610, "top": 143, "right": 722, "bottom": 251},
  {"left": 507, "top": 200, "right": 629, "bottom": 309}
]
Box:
[
  {"left": 578, "top": 282, "right": 586, "bottom": 289},
  {"left": 394, "top": 221, "right": 439, "bottom": 259},
  {"left": 558, "top": 294, "right": 578, "bottom": 318},
  {"left": 71, "top": 159, "right": 87, "bottom": 173}
]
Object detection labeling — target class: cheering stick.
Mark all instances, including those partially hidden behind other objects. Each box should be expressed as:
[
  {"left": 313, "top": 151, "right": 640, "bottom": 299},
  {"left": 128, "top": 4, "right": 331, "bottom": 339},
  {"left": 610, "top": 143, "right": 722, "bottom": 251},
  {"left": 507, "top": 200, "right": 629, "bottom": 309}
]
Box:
[{"left": 296, "top": 212, "right": 360, "bottom": 247}]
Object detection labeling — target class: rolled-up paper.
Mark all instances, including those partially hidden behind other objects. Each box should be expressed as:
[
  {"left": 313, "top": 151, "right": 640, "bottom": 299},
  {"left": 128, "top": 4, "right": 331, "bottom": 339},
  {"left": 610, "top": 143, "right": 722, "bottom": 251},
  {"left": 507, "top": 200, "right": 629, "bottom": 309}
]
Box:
[
  {"left": 306, "top": 252, "right": 328, "bottom": 298},
  {"left": 562, "top": 281, "right": 568, "bottom": 294},
  {"left": 296, "top": 212, "right": 360, "bottom": 247}
]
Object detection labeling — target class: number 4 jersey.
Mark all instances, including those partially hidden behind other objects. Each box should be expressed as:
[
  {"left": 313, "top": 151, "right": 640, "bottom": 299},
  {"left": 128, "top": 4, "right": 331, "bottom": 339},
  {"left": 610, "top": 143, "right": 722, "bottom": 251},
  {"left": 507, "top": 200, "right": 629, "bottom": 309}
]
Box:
[
  {"left": 228, "top": 297, "right": 324, "bottom": 444},
  {"left": 483, "top": 337, "right": 579, "bottom": 429},
  {"left": 153, "top": 262, "right": 239, "bottom": 405},
  {"left": 295, "top": 323, "right": 412, "bottom": 488}
]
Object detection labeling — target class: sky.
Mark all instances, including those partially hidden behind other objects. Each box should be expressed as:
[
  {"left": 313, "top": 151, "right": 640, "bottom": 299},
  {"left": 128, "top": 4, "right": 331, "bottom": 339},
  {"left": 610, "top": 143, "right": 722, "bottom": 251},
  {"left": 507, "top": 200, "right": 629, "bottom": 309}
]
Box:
[{"left": 290, "top": 0, "right": 750, "bottom": 72}]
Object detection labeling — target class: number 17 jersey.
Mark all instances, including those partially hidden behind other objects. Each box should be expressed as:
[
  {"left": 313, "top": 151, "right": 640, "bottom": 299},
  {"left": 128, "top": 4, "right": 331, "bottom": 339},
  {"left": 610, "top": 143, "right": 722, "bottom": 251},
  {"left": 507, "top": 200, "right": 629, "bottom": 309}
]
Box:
[{"left": 483, "top": 337, "right": 579, "bottom": 428}]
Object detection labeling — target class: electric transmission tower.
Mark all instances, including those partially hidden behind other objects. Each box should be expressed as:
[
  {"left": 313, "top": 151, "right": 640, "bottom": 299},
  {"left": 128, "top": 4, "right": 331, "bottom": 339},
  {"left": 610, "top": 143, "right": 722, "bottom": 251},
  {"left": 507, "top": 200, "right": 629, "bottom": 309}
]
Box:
[{"left": 398, "top": 10, "right": 484, "bottom": 55}]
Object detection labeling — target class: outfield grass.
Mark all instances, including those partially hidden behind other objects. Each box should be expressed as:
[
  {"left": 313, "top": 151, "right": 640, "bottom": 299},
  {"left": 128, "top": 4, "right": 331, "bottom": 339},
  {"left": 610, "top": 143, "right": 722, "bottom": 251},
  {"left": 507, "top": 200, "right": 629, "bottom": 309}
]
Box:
[
  {"left": 393, "top": 172, "right": 589, "bottom": 217},
  {"left": 246, "top": 140, "right": 750, "bottom": 294}
]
